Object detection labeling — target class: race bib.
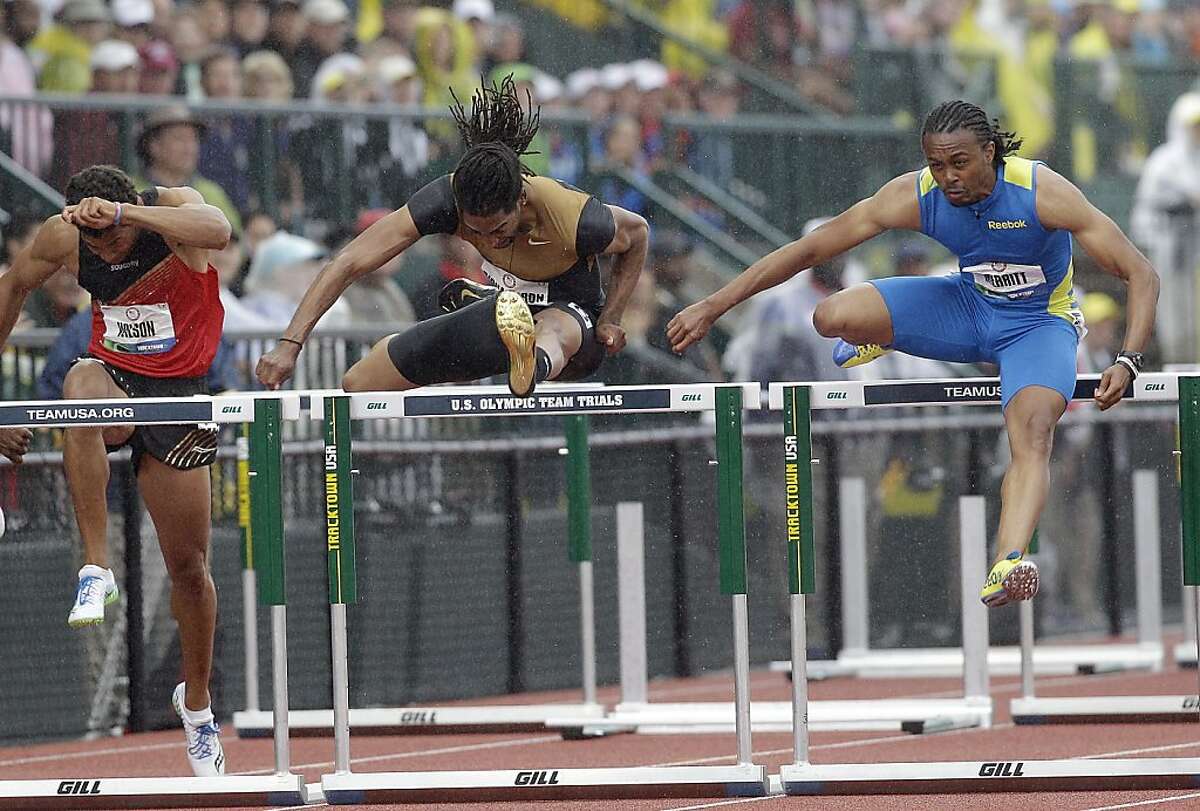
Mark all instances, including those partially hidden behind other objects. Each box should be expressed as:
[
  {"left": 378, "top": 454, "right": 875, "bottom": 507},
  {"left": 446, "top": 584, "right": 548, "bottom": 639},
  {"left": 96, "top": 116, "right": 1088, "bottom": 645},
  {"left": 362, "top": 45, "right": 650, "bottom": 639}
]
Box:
[
  {"left": 100, "top": 303, "right": 177, "bottom": 354},
  {"left": 481, "top": 259, "right": 550, "bottom": 306},
  {"left": 962, "top": 262, "right": 1047, "bottom": 300}
]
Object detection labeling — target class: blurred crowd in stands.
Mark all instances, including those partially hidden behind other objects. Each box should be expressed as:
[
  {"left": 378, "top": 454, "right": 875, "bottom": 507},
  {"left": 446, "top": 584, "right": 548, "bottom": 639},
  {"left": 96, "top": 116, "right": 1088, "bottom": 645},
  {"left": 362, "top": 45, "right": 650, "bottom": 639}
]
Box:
[{"left": 0, "top": 0, "right": 1198, "bottom": 382}]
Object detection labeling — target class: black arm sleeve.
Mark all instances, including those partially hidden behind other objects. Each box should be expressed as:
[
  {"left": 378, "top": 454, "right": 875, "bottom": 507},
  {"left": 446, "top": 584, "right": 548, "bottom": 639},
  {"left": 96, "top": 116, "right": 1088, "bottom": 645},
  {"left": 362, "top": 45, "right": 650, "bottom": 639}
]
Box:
[
  {"left": 575, "top": 196, "right": 616, "bottom": 258},
  {"left": 406, "top": 175, "right": 459, "bottom": 236}
]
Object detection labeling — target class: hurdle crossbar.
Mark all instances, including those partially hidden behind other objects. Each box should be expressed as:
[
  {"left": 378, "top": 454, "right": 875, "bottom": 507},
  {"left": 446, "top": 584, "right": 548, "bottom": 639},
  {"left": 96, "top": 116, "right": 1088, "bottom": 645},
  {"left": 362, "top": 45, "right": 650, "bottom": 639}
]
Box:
[
  {"left": 312, "top": 384, "right": 767, "bottom": 803},
  {"left": 0, "top": 394, "right": 306, "bottom": 809},
  {"left": 773, "top": 374, "right": 1200, "bottom": 795}
]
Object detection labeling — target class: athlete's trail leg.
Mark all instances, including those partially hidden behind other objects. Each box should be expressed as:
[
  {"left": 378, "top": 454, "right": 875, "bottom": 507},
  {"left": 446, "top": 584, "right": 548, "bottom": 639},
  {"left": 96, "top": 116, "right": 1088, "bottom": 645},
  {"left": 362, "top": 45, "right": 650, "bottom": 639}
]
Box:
[{"left": 995, "top": 385, "right": 1067, "bottom": 564}]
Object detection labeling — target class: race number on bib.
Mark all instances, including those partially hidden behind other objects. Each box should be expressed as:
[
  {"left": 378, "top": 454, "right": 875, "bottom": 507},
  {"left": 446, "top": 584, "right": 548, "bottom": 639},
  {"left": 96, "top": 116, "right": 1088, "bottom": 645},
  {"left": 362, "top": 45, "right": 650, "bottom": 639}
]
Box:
[
  {"left": 100, "top": 303, "right": 177, "bottom": 354},
  {"left": 481, "top": 260, "right": 550, "bottom": 306},
  {"left": 962, "top": 262, "right": 1047, "bottom": 300}
]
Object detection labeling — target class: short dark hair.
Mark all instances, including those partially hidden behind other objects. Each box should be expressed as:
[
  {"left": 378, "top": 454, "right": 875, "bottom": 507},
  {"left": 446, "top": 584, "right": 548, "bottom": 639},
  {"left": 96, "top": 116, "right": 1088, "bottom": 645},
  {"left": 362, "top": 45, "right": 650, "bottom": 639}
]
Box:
[
  {"left": 448, "top": 74, "right": 541, "bottom": 217},
  {"left": 921, "top": 100, "right": 1023, "bottom": 170},
  {"left": 64, "top": 165, "right": 139, "bottom": 236}
]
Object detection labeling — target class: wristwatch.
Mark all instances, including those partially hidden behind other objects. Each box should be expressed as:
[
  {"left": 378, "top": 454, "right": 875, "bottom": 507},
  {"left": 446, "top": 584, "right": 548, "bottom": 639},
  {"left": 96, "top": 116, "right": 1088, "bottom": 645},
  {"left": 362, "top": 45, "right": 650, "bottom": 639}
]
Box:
[{"left": 1114, "top": 351, "right": 1144, "bottom": 379}]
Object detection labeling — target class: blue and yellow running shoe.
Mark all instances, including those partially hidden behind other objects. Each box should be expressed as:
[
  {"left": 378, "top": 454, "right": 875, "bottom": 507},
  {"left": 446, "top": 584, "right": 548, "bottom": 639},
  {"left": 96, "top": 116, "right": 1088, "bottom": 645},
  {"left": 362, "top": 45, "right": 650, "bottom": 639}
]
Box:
[
  {"left": 980, "top": 551, "right": 1040, "bottom": 607},
  {"left": 832, "top": 340, "right": 892, "bottom": 369}
]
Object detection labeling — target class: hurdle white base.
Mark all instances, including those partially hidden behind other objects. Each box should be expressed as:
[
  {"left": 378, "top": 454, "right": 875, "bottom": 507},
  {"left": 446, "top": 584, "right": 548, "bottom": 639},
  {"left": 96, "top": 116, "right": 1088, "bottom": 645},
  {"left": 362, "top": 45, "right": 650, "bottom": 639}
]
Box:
[
  {"left": 547, "top": 698, "right": 991, "bottom": 735},
  {"left": 771, "top": 643, "right": 1163, "bottom": 678},
  {"left": 1012, "top": 695, "right": 1200, "bottom": 724},
  {"left": 0, "top": 774, "right": 307, "bottom": 809},
  {"left": 781, "top": 757, "right": 1200, "bottom": 794},
  {"left": 767, "top": 660, "right": 857, "bottom": 680},
  {"left": 234, "top": 703, "right": 605, "bottom": 737},
  {"left": 321, "top": 765, "right": 769, "bottom": 803},
  {"left": 1175, "top": 641, "right": 1197, "bottom": 668}
]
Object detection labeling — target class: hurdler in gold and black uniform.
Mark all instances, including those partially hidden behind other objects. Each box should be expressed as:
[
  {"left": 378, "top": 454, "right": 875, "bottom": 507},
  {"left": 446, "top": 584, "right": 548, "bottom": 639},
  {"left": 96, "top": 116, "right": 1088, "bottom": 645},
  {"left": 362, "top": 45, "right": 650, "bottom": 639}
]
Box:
[{"left": 255, "top": 76, "right": 650, "bottom": 396}]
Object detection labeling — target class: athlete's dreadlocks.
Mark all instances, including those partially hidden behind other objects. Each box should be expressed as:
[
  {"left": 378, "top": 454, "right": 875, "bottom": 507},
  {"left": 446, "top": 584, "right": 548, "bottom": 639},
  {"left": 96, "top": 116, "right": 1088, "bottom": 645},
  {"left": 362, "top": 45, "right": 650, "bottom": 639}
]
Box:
[
  {"left": 922, "top": 100, "right": 1023, "bottom": 171},
  {"left": 449, "top": 75, "right": 541, "bottom": 217}
]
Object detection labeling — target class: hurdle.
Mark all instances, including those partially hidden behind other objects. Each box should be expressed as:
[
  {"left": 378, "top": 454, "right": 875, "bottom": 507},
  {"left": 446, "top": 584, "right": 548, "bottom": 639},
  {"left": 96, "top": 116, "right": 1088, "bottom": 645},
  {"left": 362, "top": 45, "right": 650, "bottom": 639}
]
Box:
[
  {"left": 777, "top": 372, "right": 1200, "bottom": 794},
  {"left": 306, "top": 384, "right": 767, "bottom": 802},
  {"left": 232, "top": 390, "right": 604, "bottom": 737},
  {"left": 0, "top": 394, "right": 307, "bottom": 809},
  {"left": 547, "top": 489, "right": 991, "bottom": 736},
  {"left": 770, "top": 467, "right": 1164, "bottom": 679}
]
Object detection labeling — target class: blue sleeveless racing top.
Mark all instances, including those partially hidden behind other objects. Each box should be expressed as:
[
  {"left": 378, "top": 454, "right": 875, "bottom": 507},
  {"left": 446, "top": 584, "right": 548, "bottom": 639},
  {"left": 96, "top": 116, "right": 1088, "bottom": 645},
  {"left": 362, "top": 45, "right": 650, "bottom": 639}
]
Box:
[{"left": 916, "top": 156, "right": 1083, "bottom": 333}]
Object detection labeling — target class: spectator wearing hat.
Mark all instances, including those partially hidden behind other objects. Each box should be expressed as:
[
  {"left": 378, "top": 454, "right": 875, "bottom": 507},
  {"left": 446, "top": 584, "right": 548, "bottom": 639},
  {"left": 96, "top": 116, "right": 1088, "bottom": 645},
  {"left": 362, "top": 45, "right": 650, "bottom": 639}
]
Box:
[
  {"left": 135, "top": 105, "right": 242, "bottom": 231},
  {"left": 30, "top": 0, "right": 112, "bottom": 92},
  {"left": 241, "top": 50, "right": 304, "bottom": 224},
  {"left": 451, "top": 0, "right": 493, "bottom": 75},
  {"left": 198, "top": 47, "right": 254, "bottom": 214},
  {"left": 565, "top": 67, "right": 612, "bottom": 161},
  {"left": 111, "top": 0, "right": 155, "bottom": 49},
  {"left": 137, "top": 39, "right": 180, "bottom": 95},
  {"left": 411, "top": 8, "right": 476, "bottom": 159},
  {"left": 230, "top": 0, "right": 271, "bottom": 56},
  {"left": 0, "top": 0, "right": 51, "bottom": 177},
  {"left": 290, "top": 0, "right": 351, "bottom": 98},
  {"left": 263, "top": 0, "right": 307, "bottom": 64},
  {"left": 50, "top": 40, "right": 140, "bottom": 190},
  {"left": 365, "top": 54, "right": 432, "bottom": 206}
]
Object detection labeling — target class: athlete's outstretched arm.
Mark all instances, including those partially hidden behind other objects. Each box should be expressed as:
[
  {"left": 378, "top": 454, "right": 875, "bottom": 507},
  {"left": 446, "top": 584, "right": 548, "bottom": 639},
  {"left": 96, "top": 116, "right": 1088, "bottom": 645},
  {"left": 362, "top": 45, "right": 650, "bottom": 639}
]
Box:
[
  {"left": 667, "top": 172, "right": 921, "bottom": 353},
  {"left": 1036, "top": 168, "right": 1160, "bottom": 410},
  {"left": 595, "top": 205, "right": 649, "bottom": 354},
  {"left": 63, "top": 186, "right": 231, "bottom": 250},
  {"left": 255, "top": 207, "right": 421, "bottom": 389}
]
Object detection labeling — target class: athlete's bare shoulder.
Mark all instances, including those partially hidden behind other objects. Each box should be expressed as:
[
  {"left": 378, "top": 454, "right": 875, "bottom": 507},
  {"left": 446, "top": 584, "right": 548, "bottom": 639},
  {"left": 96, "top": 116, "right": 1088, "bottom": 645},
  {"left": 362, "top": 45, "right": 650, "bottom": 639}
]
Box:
[
  {"left": 34, "top": 214, "right": 80, "bottom": 268},
  {"left": 862, "top": 171, "right": 923, "bottom": 232}
]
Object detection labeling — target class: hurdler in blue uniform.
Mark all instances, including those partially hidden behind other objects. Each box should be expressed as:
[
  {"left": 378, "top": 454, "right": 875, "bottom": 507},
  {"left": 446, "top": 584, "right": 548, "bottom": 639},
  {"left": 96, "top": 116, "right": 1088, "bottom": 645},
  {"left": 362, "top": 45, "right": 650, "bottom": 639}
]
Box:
[{"left": 668, "top": 100, "right": 1159, "bottom": 610}]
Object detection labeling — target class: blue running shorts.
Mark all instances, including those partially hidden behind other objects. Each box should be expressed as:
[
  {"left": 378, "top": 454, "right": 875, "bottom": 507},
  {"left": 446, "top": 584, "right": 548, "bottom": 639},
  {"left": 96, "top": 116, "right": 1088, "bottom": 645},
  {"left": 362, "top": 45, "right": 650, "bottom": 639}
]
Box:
[{"left": 871, "top": 274, "right": 1079, "bottom": 409}]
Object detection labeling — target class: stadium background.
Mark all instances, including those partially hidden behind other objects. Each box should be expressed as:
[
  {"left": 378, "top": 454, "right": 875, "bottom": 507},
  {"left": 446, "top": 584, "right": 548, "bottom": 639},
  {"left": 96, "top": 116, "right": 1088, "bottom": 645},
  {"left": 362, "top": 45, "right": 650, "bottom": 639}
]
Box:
[{"left": 0, "top": 0, "right": 1196, "bottom": 746}]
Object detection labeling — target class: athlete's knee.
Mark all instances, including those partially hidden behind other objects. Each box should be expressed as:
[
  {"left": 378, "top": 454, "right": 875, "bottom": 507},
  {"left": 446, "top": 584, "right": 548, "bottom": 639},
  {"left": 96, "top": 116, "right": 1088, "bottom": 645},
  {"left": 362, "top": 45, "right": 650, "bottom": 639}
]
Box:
[
  {"left": 164, "top": 549, "right": 212, "bottom": 593},
  {"left": 341, "top": 362, "right": 372, "bottom": 392},
  {"left": 1013, "top": 413, "right": 1057, "bottom": 459},
  {"left": 812, "top": 297, "right": 844, "bottom": 338},
  {"left": 62, "top": 359, "right": 114, "bottom": 399}
]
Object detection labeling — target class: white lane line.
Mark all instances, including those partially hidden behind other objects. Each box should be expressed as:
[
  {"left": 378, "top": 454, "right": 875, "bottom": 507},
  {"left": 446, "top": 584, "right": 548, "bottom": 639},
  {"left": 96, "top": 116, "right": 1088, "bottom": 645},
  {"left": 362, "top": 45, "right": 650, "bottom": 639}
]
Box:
[
  {"left": 230, "top": 734, "right": 563, "bottom": 775},
  {"left": 652, "top": 723, "right": 1018, "bottom": 767},
  {"left": 664, "top": 796, "right": 781, "bottom": 811},
  {"left": 1082, "top": 741, "right": 1200, "bottom": 759},
  {"left": 1082, "top": 791, "right": 1200, "bottom": 811},
  {"left": 0, "top": 740, "right": 180, "bottom": 767}
]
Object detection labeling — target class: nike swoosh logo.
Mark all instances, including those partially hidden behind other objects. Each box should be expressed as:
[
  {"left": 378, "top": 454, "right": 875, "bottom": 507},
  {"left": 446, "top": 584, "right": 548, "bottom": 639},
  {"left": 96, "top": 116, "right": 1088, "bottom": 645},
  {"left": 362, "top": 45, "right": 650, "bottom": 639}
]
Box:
[{"left": 527, "top": 239, "right": 551, "bottom": 246}]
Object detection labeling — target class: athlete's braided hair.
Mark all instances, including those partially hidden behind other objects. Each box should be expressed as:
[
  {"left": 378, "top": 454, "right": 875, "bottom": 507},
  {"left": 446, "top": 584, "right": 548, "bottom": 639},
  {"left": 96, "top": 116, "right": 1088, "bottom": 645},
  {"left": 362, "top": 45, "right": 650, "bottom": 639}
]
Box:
[
  {"left": 64, "top": 165, "right": 139, "bottom": 236},
  {"left": 921, "top": 100, "right": 1023, "bottom": 170},
  {"left": 448, "top": 75, "right": 541, "bottom": 217}
]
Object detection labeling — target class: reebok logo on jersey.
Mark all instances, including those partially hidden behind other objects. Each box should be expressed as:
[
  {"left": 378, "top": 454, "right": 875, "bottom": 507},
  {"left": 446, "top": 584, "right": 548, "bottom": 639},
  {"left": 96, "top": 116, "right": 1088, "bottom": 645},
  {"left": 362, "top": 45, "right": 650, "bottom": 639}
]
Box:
[{"left": 987, "top": 219, "right": 1027, "bottom": 230}]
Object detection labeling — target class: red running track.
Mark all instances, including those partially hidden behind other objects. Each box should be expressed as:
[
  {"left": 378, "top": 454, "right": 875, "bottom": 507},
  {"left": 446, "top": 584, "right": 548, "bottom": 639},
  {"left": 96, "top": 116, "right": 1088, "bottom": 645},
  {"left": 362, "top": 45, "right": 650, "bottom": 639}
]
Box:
[{"left": 4, "top": 663, "right": 1200, "bottom": 810}]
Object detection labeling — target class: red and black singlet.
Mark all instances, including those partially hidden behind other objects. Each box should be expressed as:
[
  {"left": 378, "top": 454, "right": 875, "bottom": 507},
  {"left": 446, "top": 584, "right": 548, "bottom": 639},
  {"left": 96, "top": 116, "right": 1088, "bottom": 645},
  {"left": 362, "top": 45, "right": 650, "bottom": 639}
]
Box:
[{"left": 78, "top": 190, "right": 223, "bottom": 379}]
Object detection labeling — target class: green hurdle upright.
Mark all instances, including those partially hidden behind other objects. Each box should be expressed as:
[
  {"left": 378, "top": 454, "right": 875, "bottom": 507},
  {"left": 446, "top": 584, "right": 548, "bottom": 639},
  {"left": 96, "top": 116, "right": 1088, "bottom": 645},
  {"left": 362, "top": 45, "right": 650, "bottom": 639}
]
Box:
[
  {"left": 715, "top": 386, "right": 755, "bottom": 765},
  {"left": 248, "top": 397, "right": 296, "bottom": 775},
  {"left": 565, "top": 414, "right": 599, "bottom": 708},
  {"left": 781, "top": 386, "right": 816, "bottom": 763},
  {"left": 324, "top": 395, "right": 358, "bottom": 774}
]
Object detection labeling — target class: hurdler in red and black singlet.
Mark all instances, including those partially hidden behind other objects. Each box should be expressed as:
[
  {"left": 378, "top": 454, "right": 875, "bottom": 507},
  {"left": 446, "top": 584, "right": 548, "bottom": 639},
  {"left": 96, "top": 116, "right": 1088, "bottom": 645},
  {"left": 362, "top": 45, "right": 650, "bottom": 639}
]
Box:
[{"left": 75, "top": 188, "right": 225, "bottom": 470}]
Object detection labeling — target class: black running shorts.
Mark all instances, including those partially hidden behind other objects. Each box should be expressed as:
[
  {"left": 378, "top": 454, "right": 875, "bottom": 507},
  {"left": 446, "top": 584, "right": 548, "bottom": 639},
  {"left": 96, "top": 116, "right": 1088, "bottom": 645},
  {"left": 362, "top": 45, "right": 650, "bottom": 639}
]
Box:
[{"left": 80, "top": 357, "right": 218, "bottom": 471}]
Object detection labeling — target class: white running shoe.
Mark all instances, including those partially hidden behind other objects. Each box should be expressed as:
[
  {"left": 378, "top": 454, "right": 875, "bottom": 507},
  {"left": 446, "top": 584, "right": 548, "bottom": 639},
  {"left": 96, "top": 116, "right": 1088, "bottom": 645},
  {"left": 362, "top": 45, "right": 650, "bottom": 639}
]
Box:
[
  {"left": 172, "top": 682, "right": 226, "bottom": 776},
  {"left": 67, "top": 565, "right": 119, "bottom": 628}
]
